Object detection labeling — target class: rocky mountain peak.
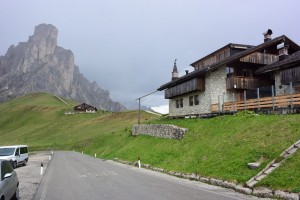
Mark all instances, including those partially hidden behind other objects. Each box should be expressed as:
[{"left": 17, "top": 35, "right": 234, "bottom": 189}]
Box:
[
  {"left": 26, "top": 24, "right": 58, "bottom": 62},
  {"left": 0, "top": 24, "right": 126, "bottom": 112},
  {"left": 30, "top": 24, "right": 58, "bottom": 44}
]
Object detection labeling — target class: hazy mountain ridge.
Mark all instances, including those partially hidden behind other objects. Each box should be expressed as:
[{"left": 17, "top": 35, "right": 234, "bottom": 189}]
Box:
[{"left": 0, "top": 24, "right": 126, "bottom": 112}]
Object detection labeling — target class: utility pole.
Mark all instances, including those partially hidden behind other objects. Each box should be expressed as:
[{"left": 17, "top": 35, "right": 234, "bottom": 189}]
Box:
[
  {"left": 136, "top": 90, "right": 158, "bottom": 124},
  {"left": 138, "top": 97, "right": 141, "bottom": 124}
]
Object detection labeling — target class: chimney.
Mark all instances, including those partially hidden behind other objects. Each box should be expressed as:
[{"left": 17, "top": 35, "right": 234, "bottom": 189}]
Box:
[
  {"left": 185, "top": 70, "right": 189, "bottom": 75},
  {"left": 277, "top": 42, "right": 289, "bottom": 61},
  {"left": 263, "top": 29, "right": 273, "bottom": 42},
  {"left": 172, "top": 59, "right": 179, "bottom": 81}
]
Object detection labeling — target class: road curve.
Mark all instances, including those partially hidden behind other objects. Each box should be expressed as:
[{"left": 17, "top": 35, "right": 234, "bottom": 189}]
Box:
[{"left": 34, "top": 151, "right": 264, "bottom": 200}]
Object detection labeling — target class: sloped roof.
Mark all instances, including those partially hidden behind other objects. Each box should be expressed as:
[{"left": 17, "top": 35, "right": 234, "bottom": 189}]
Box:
[
  {"left": 158, "top": 35, "right": 300, "bottom": 91},
  {"left": 255, "top": 50, "right": 300, "bottom": 74},
  {"left": 190, "top": 43, "right": 254, "bottom": 67}
]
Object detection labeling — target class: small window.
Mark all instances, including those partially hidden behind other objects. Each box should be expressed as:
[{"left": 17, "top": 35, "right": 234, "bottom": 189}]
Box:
[
  {"left": 215, "top": 54, "right": 219, "bottom": 62},
  {"left": 176, "top": 100, "right": 179, "bottom": 108},
  {"left": 189, "top": 96, "right": 194, "bottom": 106},
  {"left": 220, "top": 52, "right": 224, "bottom": 60},
  {"left": 194, "top": 95, "right": 199, "bottom": 105},
  {"left": 225, "top": 49, "right": 230, "bottom": 57},
  {"left": 15, "top": 148, "right": 19, "bottom": 156},
  {"left": 226, "top": 67, "right": 234, "bottom": 77},
  {"left": 20, "top": 147, "right": 28, "bottom": 154},
  {"left": 243, "top": 69, "right": 250, "bottom": 77},
  {"left": 180, "top": 99, "right": 183, "bottom": 108}
]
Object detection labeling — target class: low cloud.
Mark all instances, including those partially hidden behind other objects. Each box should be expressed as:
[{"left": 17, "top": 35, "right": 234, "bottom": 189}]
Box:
[{"left": 151, "top": 105, "right": 169, "bottom": 114}]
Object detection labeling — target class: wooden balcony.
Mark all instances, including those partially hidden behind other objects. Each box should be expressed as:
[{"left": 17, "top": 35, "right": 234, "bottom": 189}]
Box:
[
  {"left": 281, "top": 67, "right": 300, "bottom": 85},
  {"left": 226, "top": 76, "right": 272, "bottom": 90},
  {"left": 240, "top": 52, "right": 278, "bottom": 65},
  {"left": 165, "top": 78, "right": 205, "bottom": 99}
]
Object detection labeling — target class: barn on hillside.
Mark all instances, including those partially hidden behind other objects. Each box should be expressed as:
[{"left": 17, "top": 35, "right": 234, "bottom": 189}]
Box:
[{"left": 73, "top": 103, "right": 97, "bottom": 113}]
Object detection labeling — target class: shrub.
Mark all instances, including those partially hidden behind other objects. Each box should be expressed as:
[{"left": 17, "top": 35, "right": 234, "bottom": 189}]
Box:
[{"left": 235, "top": 110, "right": 256, "bottom": 117}]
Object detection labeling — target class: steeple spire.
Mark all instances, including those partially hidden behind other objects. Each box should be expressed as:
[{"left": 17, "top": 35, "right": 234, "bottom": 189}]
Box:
[{"left": 172, "top": 59, "right": 179, "bottom": 81}]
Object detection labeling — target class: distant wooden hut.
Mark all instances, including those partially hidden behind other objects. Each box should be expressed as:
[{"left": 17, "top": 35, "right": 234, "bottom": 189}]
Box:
[{"left": 73, "top": 103, "right": 97, "bottom": 113}]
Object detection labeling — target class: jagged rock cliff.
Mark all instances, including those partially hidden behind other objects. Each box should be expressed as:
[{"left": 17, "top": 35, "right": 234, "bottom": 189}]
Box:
[{"left": 0, "top": 24, "right": 126, "bottom": 112}]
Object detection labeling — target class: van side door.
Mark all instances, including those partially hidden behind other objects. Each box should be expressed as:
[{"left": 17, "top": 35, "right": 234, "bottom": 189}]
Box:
[
  {"left": 15, "top": 148, "right": 21, "bottom": 164},
  {"left": 20, "top": 147, "right": 28, "bottom": 163}
]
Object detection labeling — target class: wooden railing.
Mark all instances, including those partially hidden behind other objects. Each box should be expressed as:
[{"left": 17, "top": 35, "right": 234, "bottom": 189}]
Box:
[{"left": 211, "top": 93, "right": 300, "bottom": 113}]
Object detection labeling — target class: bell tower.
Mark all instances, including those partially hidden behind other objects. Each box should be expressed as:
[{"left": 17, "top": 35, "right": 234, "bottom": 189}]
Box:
[{"left": 172, "top": 59, "right": 179, "bottom": 81}]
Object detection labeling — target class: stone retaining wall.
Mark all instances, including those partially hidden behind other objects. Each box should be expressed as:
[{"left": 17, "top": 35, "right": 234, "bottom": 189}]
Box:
[
  {"left": 113, "top": 158, "right": 300, "bottom": 200},
  {"left": 131, "top": 124, "right": 187, "bottom": 140}
]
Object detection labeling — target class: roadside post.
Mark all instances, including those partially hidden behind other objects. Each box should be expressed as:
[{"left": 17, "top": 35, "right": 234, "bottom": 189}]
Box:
[
  {"left": 49, "top": 149, "right": 53, "bottom": 161},
  {"left": 40, "top": 162, "right": 44, "bottom": 175},
  {"left": 138, "top": 157, "right": 141, "bottom": 168}
]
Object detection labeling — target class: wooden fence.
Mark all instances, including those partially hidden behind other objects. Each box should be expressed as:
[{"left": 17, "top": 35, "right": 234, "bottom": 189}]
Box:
[{"left": 211, "top": 93, "right": 300, "bottom": 113}]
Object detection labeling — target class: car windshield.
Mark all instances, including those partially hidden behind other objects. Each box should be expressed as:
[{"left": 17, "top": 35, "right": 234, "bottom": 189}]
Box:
[{"left": 0, "top": 148, "right": 15, "bottom": 156}]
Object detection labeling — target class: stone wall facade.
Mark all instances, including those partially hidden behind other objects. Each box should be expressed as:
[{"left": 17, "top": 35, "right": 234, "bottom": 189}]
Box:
[
  {"left": 131, "top": 124, "right": 188, "bottom": 140},
  {"left": 167, "top": 64, "right": 300, "bottom": 117},
  {"left": 169, "top": 65, "right": 234, "bottom": 117},
  {"left": 275, "top": 71, "right": 289, "bottom": 96},
  {"left": 274, "top": 70, "right": 298, "bottom": 95}
]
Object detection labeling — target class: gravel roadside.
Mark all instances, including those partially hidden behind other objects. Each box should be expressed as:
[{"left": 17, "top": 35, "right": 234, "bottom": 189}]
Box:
[{"left": 14, "top": 152, "right": 52, "bottom": 200}]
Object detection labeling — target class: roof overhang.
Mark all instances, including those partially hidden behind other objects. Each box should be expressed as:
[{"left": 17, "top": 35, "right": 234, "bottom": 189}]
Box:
[{"left": 190, "top": 43, "right": 254, "bottom": 67}]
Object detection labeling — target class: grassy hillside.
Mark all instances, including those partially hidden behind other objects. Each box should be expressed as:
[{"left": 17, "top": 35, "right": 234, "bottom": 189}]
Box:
[
  {"left": 0, "top": 93, "right": 299, "bottom": 192},
  {"left": 0, "top": 93, "right": 157, "bottom": 150}
]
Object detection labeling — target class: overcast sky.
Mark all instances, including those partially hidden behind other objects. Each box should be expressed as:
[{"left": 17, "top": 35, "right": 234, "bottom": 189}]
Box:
[{"left": 1, "top": 0, "right": 300, "bottom": 109}]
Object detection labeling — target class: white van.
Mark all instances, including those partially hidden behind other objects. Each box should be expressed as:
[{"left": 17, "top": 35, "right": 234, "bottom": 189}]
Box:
[{"left": 0, "top": 145, "right": 29, "bottom": 168}]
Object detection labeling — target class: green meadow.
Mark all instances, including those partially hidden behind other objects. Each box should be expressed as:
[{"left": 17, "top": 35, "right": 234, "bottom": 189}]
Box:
[{"left": 0, "top": 93, "right": 299, "bottom": 192}]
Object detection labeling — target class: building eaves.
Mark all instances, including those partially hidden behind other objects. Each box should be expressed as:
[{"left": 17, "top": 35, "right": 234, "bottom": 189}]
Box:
[
  {"left": 255, "top": 50, "right": 300, "bottom": 74},
  {"left": 205, "top": 35, "right": 290, "bottom": 72}
]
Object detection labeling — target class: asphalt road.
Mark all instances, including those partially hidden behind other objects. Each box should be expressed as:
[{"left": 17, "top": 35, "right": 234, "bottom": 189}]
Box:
[{"left": 34, "top": 151, "right": 265, "bottom": 200}]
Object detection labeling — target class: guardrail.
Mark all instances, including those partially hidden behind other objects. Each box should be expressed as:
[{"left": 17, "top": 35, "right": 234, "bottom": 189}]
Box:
[{"left": 211, "top": 93, "right": 300, "bottom": 113}]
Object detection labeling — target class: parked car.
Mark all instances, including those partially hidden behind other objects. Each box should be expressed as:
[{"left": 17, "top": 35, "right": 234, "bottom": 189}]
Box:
[
  {"left": 0, "top": 159, "right": 19, "bottom": 200},
  {"left": 0, "top": 145, "right": 29, "bottom": 169}
]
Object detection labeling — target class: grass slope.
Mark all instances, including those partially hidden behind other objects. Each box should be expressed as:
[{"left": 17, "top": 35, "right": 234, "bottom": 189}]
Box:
[
  {"left": 105, "top": 114, "right": 300, "bottom": 192},
  {"left": 0, "top": 93, "right": 157, "bottom": 150},
  {"left": 0, "top": 93, "right": 299, "bottom": 192}
]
